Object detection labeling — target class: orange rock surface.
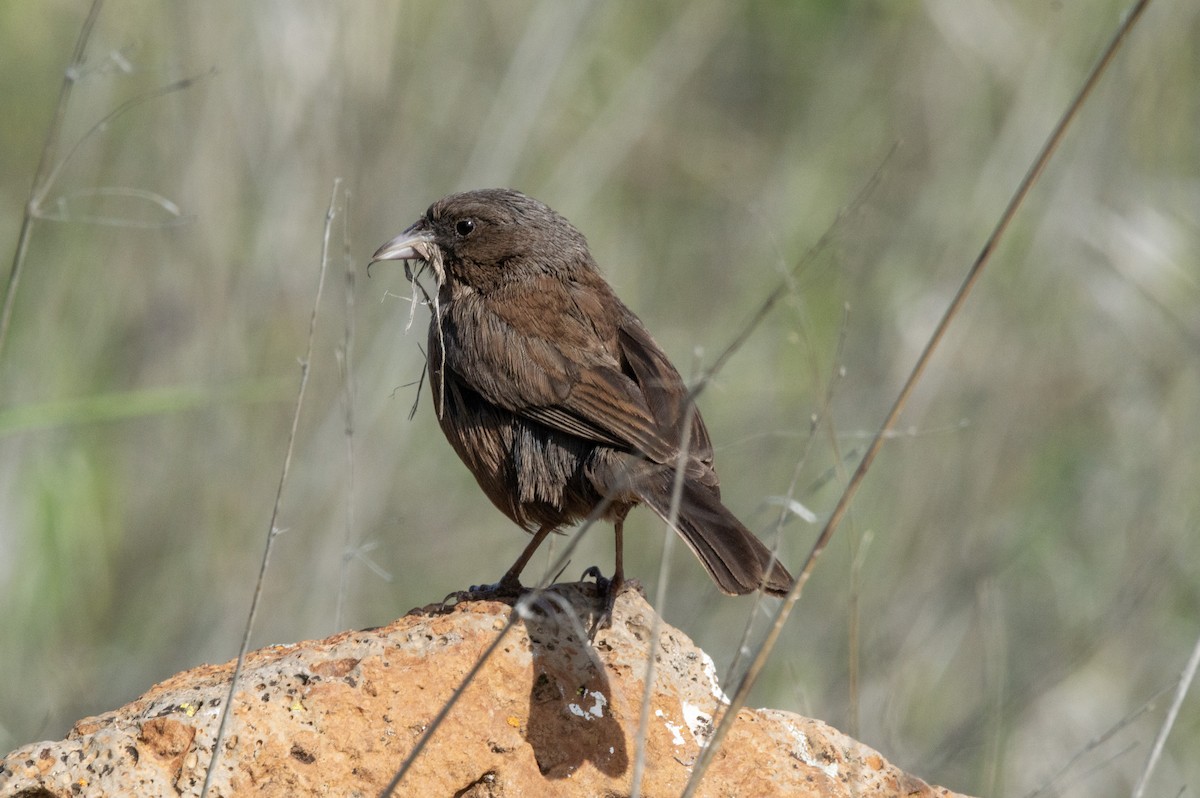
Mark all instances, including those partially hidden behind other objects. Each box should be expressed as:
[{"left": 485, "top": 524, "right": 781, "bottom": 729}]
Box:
[{"left": 0, "top": 584, "right": 971, "bottom": 797}]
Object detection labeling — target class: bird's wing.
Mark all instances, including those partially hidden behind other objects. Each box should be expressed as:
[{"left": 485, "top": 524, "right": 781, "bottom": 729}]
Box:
[
  {"left": 611, "top": 317, "right": 714, "bottom": 465},
  {"left": 437, "top": 276, "right": 706, "bottom": 465}
]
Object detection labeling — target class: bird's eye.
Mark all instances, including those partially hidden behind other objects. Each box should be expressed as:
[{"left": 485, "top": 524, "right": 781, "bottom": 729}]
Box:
[{"left": 455, "top": 219, "right": 476, "bottom": 237}]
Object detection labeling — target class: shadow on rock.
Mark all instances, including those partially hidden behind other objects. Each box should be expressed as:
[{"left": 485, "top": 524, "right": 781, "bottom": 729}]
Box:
[{"left": 520, "top": 586, "right": 629, "bottom": 779}]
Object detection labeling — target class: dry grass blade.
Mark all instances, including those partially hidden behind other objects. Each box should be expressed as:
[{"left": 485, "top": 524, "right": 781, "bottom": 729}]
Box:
[
  {"left": 30, "top": 69, "right": 214, "bottom": 215},
  {"left": 198, "top": 179, "right": 341, "bottom": 798},
  {"left": 681, "top": 1, "right": 1155, "bottom": 794}
]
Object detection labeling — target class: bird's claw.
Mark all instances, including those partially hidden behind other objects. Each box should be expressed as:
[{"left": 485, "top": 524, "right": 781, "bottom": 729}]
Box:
[
  {"left": 581, "top": 565, "right": 611, "bottom": 594},
  {"left": 581, "top": 566, "right": 625, "bottom": 638},
  {"left": 441, "top": 576, "right": 525, "bottom": 608}
]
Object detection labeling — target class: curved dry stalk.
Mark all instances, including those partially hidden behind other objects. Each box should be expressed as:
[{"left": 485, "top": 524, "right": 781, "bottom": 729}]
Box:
[
  {"left": 34, "top": 186, "right": 191, "bottom": 227},
  {"left": 31, "top": 69, "right": 214, "bottom": 215},
  {"left": 0, "top": 0, "right": 104, "bottom": 360},
  {"left": 0, "top": 0, "right": 212, "bottom": 360}
]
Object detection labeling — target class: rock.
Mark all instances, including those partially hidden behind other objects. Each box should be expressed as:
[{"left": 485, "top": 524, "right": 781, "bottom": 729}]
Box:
[{"left": 0, "top": 583, "right": 971, "bottom": 797}]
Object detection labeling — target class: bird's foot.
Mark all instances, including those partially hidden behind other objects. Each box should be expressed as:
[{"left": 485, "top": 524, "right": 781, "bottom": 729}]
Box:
[
  {"left": 441, "top": 575, "right": 526, "bottom": 608},
  {"left": 581, "top": 566, "right": 629, "bottom": 638},
  {"left": 581, "top": 565, "right": 611, "bottom": 595}
]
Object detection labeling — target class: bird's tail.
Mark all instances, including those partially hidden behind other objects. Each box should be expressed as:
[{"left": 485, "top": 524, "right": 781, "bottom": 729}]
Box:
[{"left": 635, "top": 477, "right": 793, "bottom": 597}]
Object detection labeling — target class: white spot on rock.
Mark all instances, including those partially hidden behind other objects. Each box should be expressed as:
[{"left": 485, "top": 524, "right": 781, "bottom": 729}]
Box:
[
  {"left": 567, "top": 689, "right": 607, "bottom": 720},
  {"left": 698, "top": 651, "right": 729, "bottom": 705},
  {"left": 682, "top": 702, "right": 713, "bottom": 746}
]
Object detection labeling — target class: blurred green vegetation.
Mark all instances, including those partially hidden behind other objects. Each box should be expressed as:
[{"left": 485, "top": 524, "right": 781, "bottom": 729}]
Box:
[{"left": 1, "top": 1, "right": 1197, "bottom": 795}]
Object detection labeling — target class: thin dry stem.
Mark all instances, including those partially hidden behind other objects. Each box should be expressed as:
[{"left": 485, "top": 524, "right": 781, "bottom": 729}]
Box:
[
  {"left": 33, "top": 69, "right": 214, "bottom": 213},
  {"left": 721, "top": 304, "right": 847, "bottom": 693},
  {"left": 199, "top": 178, "right": 341, "bottom": 798},
  {"left": 335, "top": 187, "right": 357, "bottom": 632},
  {"left": 681, "top": 2, "right": 1154, "bottom": 793},
  {"left": 814, "top": 303, "right": 863, "bottom": 738},
  {"left": 1023, "top": 684, "right": 1173, "bottom": 798},
  {"left": 1131, "top": 628, "right": 1200, "bottom": 798},
  {"left": 630, "top": 403, "right": 695, "bottom": 798}
]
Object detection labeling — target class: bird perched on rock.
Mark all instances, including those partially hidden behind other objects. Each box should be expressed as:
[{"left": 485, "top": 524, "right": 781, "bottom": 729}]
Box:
[{"left": 372, "top": 189, "right": 792, "bottom": 609}]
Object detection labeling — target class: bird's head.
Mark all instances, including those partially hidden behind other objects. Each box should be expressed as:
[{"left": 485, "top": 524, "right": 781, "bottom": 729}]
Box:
[{"left": 371, "top": 188, "right": 592, "bottom": 295}]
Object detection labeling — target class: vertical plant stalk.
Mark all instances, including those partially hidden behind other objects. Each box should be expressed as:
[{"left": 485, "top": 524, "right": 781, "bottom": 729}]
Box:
[
  {"left": 1131, "top": 627, "right": 1200, "bottom": 798},
  {"left": 335, "top": 189, "right": 357, "bottom": 632},
  {"left": 682, "top": 1, "right": 1154, "bottom": 794},
  {"left": 630, "top": 404, "right": 694, "bottom": 798},
  {"left": 199, "top": 179, "right": 341, "bottom": 798},
  {"left": 0, "top": 0, "right": 104, "bottom": 360},
  {"left": 721, "top": 305, "right": 850, "bottom": 699}
]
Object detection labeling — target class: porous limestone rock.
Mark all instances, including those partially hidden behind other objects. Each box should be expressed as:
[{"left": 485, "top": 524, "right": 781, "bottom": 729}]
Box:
[{"left": 0, "top": 583, "right": 971, "bottom": 797}]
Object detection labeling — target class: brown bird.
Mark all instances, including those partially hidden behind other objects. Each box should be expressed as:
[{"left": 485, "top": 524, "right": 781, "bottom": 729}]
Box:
[{"left": 372, "top": 189, "right": 792, "bottom": 606}]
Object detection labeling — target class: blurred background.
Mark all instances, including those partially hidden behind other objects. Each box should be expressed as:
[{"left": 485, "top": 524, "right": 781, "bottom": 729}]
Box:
[{"left": 1, "top": 1, "right": 1197, "bottom": 795}]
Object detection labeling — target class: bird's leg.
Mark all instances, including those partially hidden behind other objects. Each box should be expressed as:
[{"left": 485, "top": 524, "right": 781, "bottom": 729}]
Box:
[
  {"left": 611, "top": 518, "right": 625, "bottom": 597},
  {"left": 449, "top": 523, "right": 556, "bottom": 606},
  {"left": 495, "top": 522, "right": 555, "bottom": 592},
  {"left": 585, "top": 520, "right": 626, "bottom": 636}
]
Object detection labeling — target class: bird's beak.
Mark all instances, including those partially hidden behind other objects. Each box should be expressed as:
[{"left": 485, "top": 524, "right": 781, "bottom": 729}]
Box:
[{"left": 371, "top": 223, "right": 435, "bottom": 264}]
